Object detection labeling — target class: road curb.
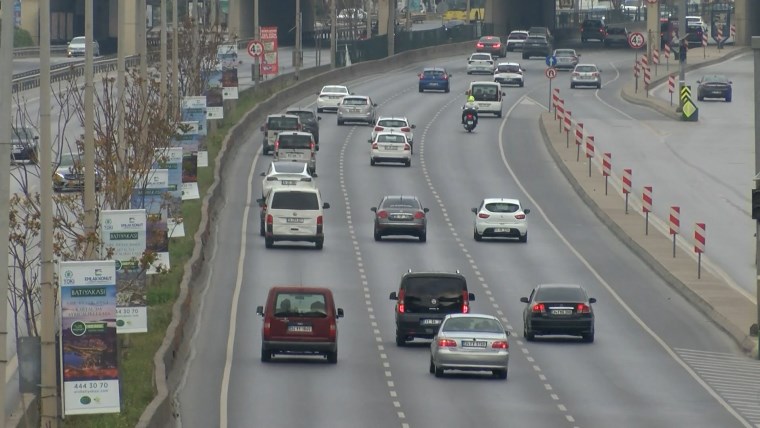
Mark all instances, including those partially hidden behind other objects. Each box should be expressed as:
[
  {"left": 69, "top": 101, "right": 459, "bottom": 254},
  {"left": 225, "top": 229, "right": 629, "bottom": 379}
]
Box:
[
  {"left": 538, "top": 113, "right": 758, "bottom": 358},
  {"left": 619, "top": 46, "right": 751, "bottom": 120}
]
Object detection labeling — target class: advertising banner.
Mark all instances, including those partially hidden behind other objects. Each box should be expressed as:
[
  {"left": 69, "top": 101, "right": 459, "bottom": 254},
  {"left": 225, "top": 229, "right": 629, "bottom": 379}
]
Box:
[
  {"left": 130, "top": 169, "right": 170, "bottom": 273},
  {"left": 204, "top": 69, "right": 224, "bottom": 120},
  {"left": 174, "top": 122, "right": 202, "bottom": 154},
  {"left": 59, "top": 260, "right": 120, "bottom": 415},
  {"left": 180, "top": 96, "right": 207, "bottom": 136},
  {"left": 101, "top": 209, "right": 148, "bottom": 334},
  {"left": 217, "top": 44, "right": 239, "bottom": 100},
  {"left": 182, "top": 153, "right": 200, "bottom": 200},
  {"left": 261, "top": 26, "right": 279, "bottom": 75},
  {"left": 155, "top": 147, "right": 183, "bottom": 203}
]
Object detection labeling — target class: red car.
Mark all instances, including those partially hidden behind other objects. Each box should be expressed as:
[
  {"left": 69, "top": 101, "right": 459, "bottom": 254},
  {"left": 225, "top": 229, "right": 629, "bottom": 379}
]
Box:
[
  {"left": 475, "top": 36, "right": 506, "bottom": 58},
  {"left": 256, "top": 286, "right": 345, "bottom": 363}
]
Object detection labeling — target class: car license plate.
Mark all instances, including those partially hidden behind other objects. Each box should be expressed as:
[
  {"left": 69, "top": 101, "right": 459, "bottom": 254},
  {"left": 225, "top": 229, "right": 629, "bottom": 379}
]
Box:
[
  {"left": 429, "top": 82, "right": 438, "bottom": 86},
  {"left": 461, "top": 341, "right": 487, "bottom": 348},
  {"left": 551, "top": 309, "right": 573, "bottom": 315},
  {"left": 350, "top": 108, "right": 361, "bottom": 113},
  {"left": 287, "top": 153, "right": 302, "bottom": 158},
  {"left": 288, "top": 325, "right": 312, "bottom": 332},
  {"left": 383, "top": 145, "right": 398, "bottom": 150},
  {"left": 420, "top": 319, "right": 441, "bottom": 325},
  {"left": 281, "top": 180, "right": 296, "bottom": 185},
  {"left": 494, "top": 228, "right": 510, "bottom": 233},
  {"left": 712, "top": 91, "right": 722, "bottom": 95},
  {"left": 286, "top": 217, "right": 304, "bottom": 224}
]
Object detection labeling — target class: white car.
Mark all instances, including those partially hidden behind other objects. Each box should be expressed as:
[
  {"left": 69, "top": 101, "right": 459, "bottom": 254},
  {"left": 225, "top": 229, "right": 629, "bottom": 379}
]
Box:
[
  {"left": 471, "top": 198, "right": 530, "bottom": 242},
  {"left": 369, "top": 132, "right": 412, "bottom": 167},
  {"left": 260, "top": 161, "right": 316, "bottom": 199},
  {"left": 316, "top": 85, "right": 350, "bottom": 112},
  {"left": 67, "top": 36, "right": 100, "bottom": 57},
  {"left": 371, "top": 116, "right": 416, "bottom": 153},
  {"left": 505, "top": 30, "right": 529, "bottom": 51},
  {"left": 570, "top": 63, "right": 602, "bottom": 89},
  {"left": 466, "top": 53, "right": 495, "bottom": 75},
  {"left": 494, "top": 63, "right": 524, "bottom": 87},
  {"left": 263, "top": 187, "right": 330, "bottom": 249}
]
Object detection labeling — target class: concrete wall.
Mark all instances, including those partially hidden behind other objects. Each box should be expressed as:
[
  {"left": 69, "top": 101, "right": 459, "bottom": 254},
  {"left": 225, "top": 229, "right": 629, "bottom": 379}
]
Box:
[{"left": 499, "top": 0, "right": 555, "bottom": 33}]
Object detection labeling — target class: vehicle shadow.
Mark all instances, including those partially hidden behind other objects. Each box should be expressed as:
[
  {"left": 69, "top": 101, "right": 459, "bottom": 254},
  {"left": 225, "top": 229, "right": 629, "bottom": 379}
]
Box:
[
  {"left": 375, "top": 236, "right": 426, "bottom": 243},
  {"left": 264, "top": 243, "right": 323, "bottom": 250},
  {"left": 525, "top": 336, "right": 592, "bottom": 345}
]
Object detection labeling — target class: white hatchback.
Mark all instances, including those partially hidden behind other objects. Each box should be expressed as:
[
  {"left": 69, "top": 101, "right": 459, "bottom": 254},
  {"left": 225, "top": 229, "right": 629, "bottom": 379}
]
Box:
[
  {"left": 371, "top": 117, "right": 416, "bottom": 153},
  {"left": 260, "top": 161, "right": 316, "bottom": 200},
  {"left": 466, "top": 53, "right": 495, "bottom": 75},
  {"left": 494, "top": 63, "right": 524, "bottom": 87},
  {"left": 472, "top": 198, "right": 530, "bottom": 242},
  {"left": 369, "top": 132, "right": 412, "bottom": 167},
  {"left": 317, "top": 85, "right": 350, "bottom": 112}
]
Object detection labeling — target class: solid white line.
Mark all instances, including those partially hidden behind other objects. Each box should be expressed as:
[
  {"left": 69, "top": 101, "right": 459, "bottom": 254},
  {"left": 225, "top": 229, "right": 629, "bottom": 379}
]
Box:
[
  {"left": 498, "top": 95, "right": 752, "bottom": 427},
  {"left": 219, "top": 146, "right": 261, "bottom": 428}
]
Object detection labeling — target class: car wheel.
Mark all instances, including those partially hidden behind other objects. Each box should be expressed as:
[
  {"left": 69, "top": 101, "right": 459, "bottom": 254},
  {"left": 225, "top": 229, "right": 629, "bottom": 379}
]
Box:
[
  {"left": 582, "top": 330, "right": 595, "bottom": 343},
  {"left": 315, "top": 238, "right": 324, "bottom": 250},
  {"left": 467, "top": 71, "right": 472, "bottom": 75},
  {"left": 265, "top": 237, "right": 274, "bottom": 248},
  {"left": 418, "top": 231, "right": 427, "bottom": 242},
  {"left": 474, "top": 228, "right": 482, "bottom": 241},
  {"left": 519, "top": 232, "right": 528, "bottom": 243},
  {"left": 524, "top": 324, "right": 535, "bottom": 341},
  {"left": 261, "top": 348, "right": 272, "bottom": 362},
  {"left": 395, "top": 333, "right": 406, "bottom": 347},
  {"left": 434, "top": 365, "right": 444, "bottom": 378},
  {"left": 405, "top": 160, "right": 411, "bottom": 167},
  {"left": 259, "top": 219, "right": 265, "bottom": 237},
  {"left": 445, "top": 85, "right": 450, "bottom": 93},
  {"left": 725, "top": 95, "right": 732, "bottom": 102},
  {"left": 597, "top": 83, "right": 601, "bottom": 89},
  {"left": 327, "top": 349, "right": 338, "bottom": 363},
  {"left": 262, "top": 145, "right": 269, "bottom": 155},
  {"left": 570, "top": 83, "right": 575, "bottom": 89},
  {"left": 370, "top": 158, "right": 376, "bottom": 166},
  {"left": 337, "top": 119, "right": 343, "bottom": 126},
  {"left": 429, "top": 356, "right": 436, "bottom": 374},
  {"left": 496, "top": 110, "right": 502, "bottom": 118},
  {"left": 493, "top": 369, "right": 508, "bottom": 380},
  {"left": 419, "top": 86, "right": 424, "bottom": 93},
  {"left": 519, "top": 82, "right": 524, "bottom": 88},
  {"left": 697, "top": 95, "right": 704, "bottom": 101}
]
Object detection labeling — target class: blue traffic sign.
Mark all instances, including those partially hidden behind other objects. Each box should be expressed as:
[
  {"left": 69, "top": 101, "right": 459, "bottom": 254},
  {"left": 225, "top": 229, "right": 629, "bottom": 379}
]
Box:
[{"left": 545, "top": 55, "right": 557, "bottom": 67}]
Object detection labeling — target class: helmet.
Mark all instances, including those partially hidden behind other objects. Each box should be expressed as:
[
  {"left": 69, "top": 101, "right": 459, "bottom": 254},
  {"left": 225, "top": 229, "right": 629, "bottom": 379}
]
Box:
[{"left": 467, "top": 95, "right": 475, "bottom": 103}]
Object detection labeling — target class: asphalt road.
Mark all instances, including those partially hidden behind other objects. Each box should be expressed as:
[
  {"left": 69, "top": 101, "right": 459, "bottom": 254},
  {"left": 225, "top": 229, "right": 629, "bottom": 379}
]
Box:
[{"left": 176, "top": 49, "right": 753, "bottom": 428}]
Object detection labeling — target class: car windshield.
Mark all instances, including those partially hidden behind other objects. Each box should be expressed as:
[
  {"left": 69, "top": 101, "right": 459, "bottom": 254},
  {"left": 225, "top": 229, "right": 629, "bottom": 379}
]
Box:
[
  {"left": 508, "top": 32, "right": 528, "bottom": 40},
  {"left": 379, "top": 119, "right": 407, "bottom": 127},
  {"left": 377, "top": 134, "right": 406, "bottom": 143},
  {"left": 287, "top": 111, "right": 315, "bottom": 123},
  {"left": 442, "top": 317, "right": 503, "bottom": 333},
  {"left": 71, "top": 37, "right": 85, "bottom": 44},
  {"left": 575, "top": 65, "right": 598, "bottom": 73},
  {"left": 479, "top": 36, "right": 500, "bottom": 43},
  {"left": 423, "top": 70, "right": 446, "bottom": 78},
  {"left": 274, "top": 293, "right": 328, "bottom": 317},
  {"left": 58, "top": 152, "right": 78, "bottom": 167},
  {"left": 12, "top": 127, "right": 35, "bottom": 142},
  {"left": 342, "top": 98, "right": 367, "bottom": 106},
  {"left": 497, "top": 65, "right": 521, "bottom": 73},
  {"left": 535, "top": 286, "right": 587, "bottom": 302},
  {"left": 270, "top": 192, "right": 319, "bottom": 210},
  {"left": 702, "top": 75, "right": 728, "bottom": 83},
  {"left": 267, "top": 116, "right": 299, "bottom": 130},
  {"left": 402, "top": 276, "right": 466, "bottom": 314},
  {"left": 470, "top": 84, "right": 499, "bottom": 101},
  {"left": 471, "top": 54, "right": 491, "bottom": 61},
  {"left": 382, "top": 197, "right": 420, "bottom": 209},
  {"left": 555, "top": 50, "right": 575, "bottom": 56},
  {"left": 277, "top": 134, "right": 312, "bottom": 149},
  {"left": 485, "top": 202, "right": 520, "bottom": 213},
  {"left": 322, "top": 86, "right": 348, "bottom": 94},
  {"left": 272, "top": 162, "right": 307, "bottom": 174}
]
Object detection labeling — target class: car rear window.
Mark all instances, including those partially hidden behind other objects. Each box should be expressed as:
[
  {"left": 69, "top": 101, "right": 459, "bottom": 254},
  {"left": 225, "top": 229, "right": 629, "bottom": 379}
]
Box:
[
  {"left": 575, "top": 65, "right": 597, "bottom": 73},
  {"left": 382, "top": 197, "right": 420, "bottom": 208},
  {"left": 342, "top": 98, "right": 367, "bottom": 106},
  {"left": 402, "top": 276, "right": 466, "bottom": 314},
  {"left": 323, "top": 86, "right": 348, "bottom": 94},
  {"left": 555, "top": 49, "right": 575, "bottom": 56},
  {"left": 442, "top": 317, "right": 502, "bottom": 333},
  {"left": 508, "top": 33, "right": 527, "bottom": 40},
  {"left": 485, "top": 202, "right": 519, "bottom": 213},
  {"left": 379, "top": 119, "right": 407, "bottom": 127},
  {"left": 267, "top": 116, "right": 299, "bottom": 130},
  {"left": 470, "top": 84, "right": 499, "bottom": 101},
  {"left": 377, "top": 134, "right": 406, "bottom": 143},
  {"left": 423, "top": 70, "right": 445, "bottom": 78},
  {"left": 270, "top": 191, "right": 319, "bottom": 210},
  {"left": 526, "top": 36, "right": 546, "bottom": 43},
  {"left": 497, "top": 64, "right": 520, "bottom": 73},
  {"left": 272, "top": 162, "right": 307, "bottom": 173},
  {"left": 702, "top": 75, "right": 727, "bottom": 83},
  {"left": 535, "top": 287, "right": 587, "bottom": 301},
  {"left": 274, "top": 292, "right": 328, "bottom": 317},
  {"left": 479, "top": 36, "right": 500, "bottom": 43},
  {"left": 471, "top": 54, "right": 491, "bottom": 61},
  {"left": 286, "top": 110, "right": 316, "bottom": 123},
  {"left": 278, "top": 134, "right": 312, "bottom": 149}
]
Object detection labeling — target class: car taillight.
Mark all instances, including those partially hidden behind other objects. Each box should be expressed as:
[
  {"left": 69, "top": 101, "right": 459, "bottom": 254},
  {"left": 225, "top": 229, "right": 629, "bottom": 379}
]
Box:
[
  {"left": 442, "top": 74, "right": 448, "bottom": 80},
  {"left": 592, "top": 72, "right": 599, "bottom": 77},
  {"left": 493, "top": 43, "right": 501, "bottom": 48},
  {"left": 515, "top": 214, "right": 526, "bottom": 220},
  {"left": 274, "top": 140, "right": 279, "bottom": 150},
  {"left": 413, "top": 211, "right": 425, "bottom": 219},
  {"left": 576, "top": 303, "right": 591, "bottom": 314},
  {"left": 599, "top": 28, "right": 604, "bottom": 33},
  {"left": 317, "top": 215, "right": 323, "bottom": 226},
  {"left": 476, "top": 42, "right": 484, "bottom": 48},
  {"left": 371, "top": 142, "right": 378, "bottom": 149},
  {"left": 572, "top": 56, "right": 578, "bottom": 61},
  {"left": 263, "top": 321, "right": 271, "bottom": 337},
  {"left": 403, "top": 143, "right": 411, "bottom": 151},
  {"left": 266, "top": 214, "right": 273, "bottom": 225},
  {"left": 462, "top": 291, "right": 470, "bottom": 313},
  {"left": 398, "top": 290, "right": 405, "bottom": 313},
  {"left": 377, "top": 210, "right": 388, "bottom": 219},
  {"left": 266, "top": 177, "right": 278, "bottom": 181},
  {"left": 437, "top": 338, "right": 457, "bottom": 347},
  {"left": 478, "top": 212, "right": 489, "bottom": 219},
  {"left": 329, "top": 322, "right": 337, "bottom": 340},
  {"left": 400, "top": 127, "right": 411, "bottom": 132},
  {"left": 374, "top": 126, "right": 384, "bottom": 131},
  {"left": 532, "top": 303, "right": 545, "bottom": 313},
  {"left": 572, "top": 72, "right": 580, "bottom": 77},
  {"left": 492, "top": 341, "right": 509, "bottom": 349}
]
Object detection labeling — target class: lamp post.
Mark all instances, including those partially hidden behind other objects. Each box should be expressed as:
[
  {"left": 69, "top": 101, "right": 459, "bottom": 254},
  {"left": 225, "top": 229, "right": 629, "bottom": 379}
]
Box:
[
  {"left": 752, "top": 36, "right": 760, "bottom": 359},
  {"left": 84, "top": 0, "right": 96, "bottom": 259},
  {"left": 330, "top": 0, "right": 337, "bottom": 68}
]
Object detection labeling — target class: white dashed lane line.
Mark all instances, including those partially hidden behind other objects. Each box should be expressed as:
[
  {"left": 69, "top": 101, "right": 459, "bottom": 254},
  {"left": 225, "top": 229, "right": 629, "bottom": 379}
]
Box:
[{"left": 417, "top": 95, "right": 580, "bottom": 428}]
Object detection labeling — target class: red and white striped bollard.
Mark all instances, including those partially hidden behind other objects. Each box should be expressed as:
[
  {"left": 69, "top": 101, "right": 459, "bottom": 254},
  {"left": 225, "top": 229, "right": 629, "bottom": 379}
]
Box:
[
  {"left": 623, "top": 168, "right": 632, "bottom": 214},
  {"left": 552, "top": 88, "right": 560, "bottom": 113},
  {"left": 643, "top": 186, "right": 652, "bottom": 234},
  {"left": 669, "top": 206, "right": 680, "bottom": 257},
  {"left": 585, "top": 135, "right": 594, "bottom": 177},
  {"left": 556, "top": 98, "right": 564, "bottom": 124},
  {"left": 564, "top": 110, "right": 572, "bottom": 147},
  {"left": 574, "top": 122, "right": 584, "bottom": 161},
  {"left": 694, "top": 222, "right": 706, "bottom": 278},
  {"left": 602, "top": 152, "right": 611, "bottom": 195},
  {"left": 730, "top": 24, "right": 736, "bottom": 39},
  {"left": 668, "top": 74, "right": 676, "bottom": 105}
]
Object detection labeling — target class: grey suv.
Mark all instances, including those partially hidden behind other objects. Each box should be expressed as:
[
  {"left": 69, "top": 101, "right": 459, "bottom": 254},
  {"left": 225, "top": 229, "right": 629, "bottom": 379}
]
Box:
[
  {"left": 522, "top": 36, "right": 552, "bottom": 59},
  {"left": 286, "top": 107, "right": 321, "bottom": 145},
  {"left": 389, "top": 270, "right": 475, "bottom": 346}
]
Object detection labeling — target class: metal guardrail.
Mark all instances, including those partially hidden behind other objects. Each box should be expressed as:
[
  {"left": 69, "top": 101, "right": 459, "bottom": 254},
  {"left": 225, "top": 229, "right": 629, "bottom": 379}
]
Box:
[
  {"left": 13, "top": 46, "right": 69, "bottom": 58},
  {"left": 12, "top": 54, "right": 140, "bottom": 93}
]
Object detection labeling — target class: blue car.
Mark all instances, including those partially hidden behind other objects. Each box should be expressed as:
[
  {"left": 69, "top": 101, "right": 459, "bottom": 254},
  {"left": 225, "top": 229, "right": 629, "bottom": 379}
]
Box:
[{"left": 418, "top": 67, "right": 451, "bottom": 93}]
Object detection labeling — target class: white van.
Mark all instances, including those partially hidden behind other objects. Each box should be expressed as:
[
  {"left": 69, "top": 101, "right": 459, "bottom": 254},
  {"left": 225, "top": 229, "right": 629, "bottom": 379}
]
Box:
[
  {"left": 467, "top": 81, "right": 505, "bottom": 117},
  {"left": 263, "top": 188, "right": 330, "bottom": 249},
  {"left": 273, "top": 131, "right": 317, "bottom": 174}
]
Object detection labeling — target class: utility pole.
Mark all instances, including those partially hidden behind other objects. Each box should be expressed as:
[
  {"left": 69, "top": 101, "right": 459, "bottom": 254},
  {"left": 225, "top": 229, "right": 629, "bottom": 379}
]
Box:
[
  {"left": 330, "top": 0, "right": 337, "bottom": 68},
  {"left": 39, "top": 0, "right": 58, "bottom": 424},
  {"left": 172, "top": 0, "right": 179, "bottom": 112},
  {"left": 84, "top": 0, "right": 96, "bottom": 259},
  {"left": 254, "top": 0, "right": 260, "bottom": 82},
  {"left": 677, "top": 0, "right": 687, "bottom": 111},
  {"left": 365, "top": 0, "right": 372, "bottom": 39},
  {"left": 160, "top": 0, "right": 168, "bottom": 114},
  {"left": 387, "top": 0, "right": 395, "bottom": 56},
  {"left": 193, "top": 0, "right": 199, "bottom": 92},
  {"left": 295, "top": 0, "right": 301, "bottom": 79},
  {"left": 117, "top": 0, "right": 127, "bottom": 207},
  {"left": 0, "top": 0, "right": 13, "bottom": 424},
  {"left": 466, "top": 0, "right": 471, "bottom": 23},
  {"left": 752, "top": 36, "right": 760, "bottom": 359}
]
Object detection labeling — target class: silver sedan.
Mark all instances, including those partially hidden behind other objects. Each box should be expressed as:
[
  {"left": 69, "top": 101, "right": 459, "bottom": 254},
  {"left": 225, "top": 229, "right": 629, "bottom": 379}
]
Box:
[
  {"left": 337, "top": 95, "right": 378, "bottom": 126},
  {"left": 570, "top": 63, "right": 602, "bottom": 89},
  {"left": 429, "top": 314, "right": 510, "bottom": 379}
]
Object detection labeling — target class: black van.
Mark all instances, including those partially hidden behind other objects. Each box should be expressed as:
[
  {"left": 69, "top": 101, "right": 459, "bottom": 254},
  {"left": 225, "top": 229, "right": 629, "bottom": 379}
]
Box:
[{"left": 389, "top": 270, "right": 475, "bottom": 346}]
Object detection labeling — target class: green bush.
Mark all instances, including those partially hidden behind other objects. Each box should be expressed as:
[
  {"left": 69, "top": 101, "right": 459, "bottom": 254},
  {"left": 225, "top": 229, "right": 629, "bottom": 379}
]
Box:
[{"left": 14, "top": 28, "right": 34, "bottom": 47}]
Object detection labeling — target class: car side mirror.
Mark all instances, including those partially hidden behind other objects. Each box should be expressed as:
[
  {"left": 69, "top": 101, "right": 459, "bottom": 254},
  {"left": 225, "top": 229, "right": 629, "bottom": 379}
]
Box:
[
  {"left": 315, "top": 145, "right": 320, "bottom": 151},
  {"left": 255, "top": 198, "right": 265, "bottom": 207},
  {"left": 524, "top": 208, "right": 531, "bottom": 214},
  {"left": 471, "top": 207, "right": 477, "bottom": 213},
  {"left": 520, "top": 297, "right": 529, "bottom": 303},
  {"left": 368, "top": 139, "right": 373, "bottom": 143},
  {"left": 411, "top": 124, "right": 416, "bottom": 129},
  {"left": 389, "top": 291, "right": 398, "bottom": 300},
  {"left": 423, "top": 208, "right": 429, "bottom": 213},
  {"left": 312, "top": 172, "right": 318, "bottom": 177},
  {"left": 589, "top": 297, "right": 597, "bottom": 304},
  {"left": 729, "top": 81, "right": 733, "bottom": 84},
  {"left": 449, "top": 73, "right": 453, "bottom": 77},
  {"left": 370, "top": 207, "right": 377, "bottom": 212},
  {"left": 577, "top": 53, "right": 582, "bottom": 57},
  {"left": 336, "top": 308, "right": 345, "bottom": 318},
  {"left": 34, "top": 136, "right": 40, "bottom": 141},
  {"left": 315, "top": 92, "right": 320, "bottom": 96},
  {"left": 323, "top": 202, "right": 330, "bottom": 209},
  {"left": 468, "top": 292, "right": 476, "bottom": 301},
  {"left": 350, "top": 92, "right": 355, "bottom": 95},
  {"left": 256, "top": 305, "right": 264, "bottom": 316},
  {"left": 505, "top": 330, "right": 511, "bottom": 336},
  {"left": 260, "top": 172, "right": 266, "bottom": 177},
  {"left": 373, "top": 103, "right": 378, "bottom": 107}
]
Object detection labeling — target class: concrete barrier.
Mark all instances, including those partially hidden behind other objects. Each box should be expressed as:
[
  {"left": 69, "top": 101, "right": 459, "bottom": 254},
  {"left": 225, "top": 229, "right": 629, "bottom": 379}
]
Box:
[{"left": 136, "top": 40, "right": 475, "bottom": 428}]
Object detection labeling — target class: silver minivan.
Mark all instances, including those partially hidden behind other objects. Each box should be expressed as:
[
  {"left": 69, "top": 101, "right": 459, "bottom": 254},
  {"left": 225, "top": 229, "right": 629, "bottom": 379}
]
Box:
[{"left": 273, "top": 131, "right": 317, "bottom": 174}]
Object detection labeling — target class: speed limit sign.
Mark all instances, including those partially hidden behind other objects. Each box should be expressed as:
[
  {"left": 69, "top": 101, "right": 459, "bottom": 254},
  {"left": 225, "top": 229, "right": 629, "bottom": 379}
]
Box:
[
  {"left": 247, "top": 40, "right": 264, "bottom": 58},
  {"left": 545, "top": 68, "right": 557, "bottom": 79},
  {"left": 628, "top": 32, "right": 645, "bottom": 49}
]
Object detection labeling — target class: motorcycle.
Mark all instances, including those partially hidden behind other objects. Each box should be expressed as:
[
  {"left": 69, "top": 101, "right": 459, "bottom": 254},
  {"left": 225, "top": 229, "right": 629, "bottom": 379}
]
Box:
[{"left": 463, "top": 112, "right": 477, "bottom": 132}]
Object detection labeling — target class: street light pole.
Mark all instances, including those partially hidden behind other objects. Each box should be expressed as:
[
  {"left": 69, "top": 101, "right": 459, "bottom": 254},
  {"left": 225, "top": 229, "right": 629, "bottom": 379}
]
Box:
[
  {"left": 387, "top": 0, "right": 395, "bottom": 56},
  {"left": 677, "top": 0, "right": 687, "bottom": 110},
  {"left": 38, "top": 0, "right": 58, "bottom": 422},
  {"left": 254, "top": 0, "right": 260, "bottom": 82},
  {"left": 117, "top": 0, "right": 126, "bottom": 206},
  {"left": 172, "top": 0, "right": 179, "bottom": 111},
  {"left": 295, "top": 0, "right": 301, "bottom": 79},
  {"left": 160, "top": 0, "right": 168, "bottom": 113},
  {"left": 84, "top": 0, "right": 96, "bottom": 259},
  {"left": 752, "top": 36, "right": 760, "bottom": 359},
  {"left": 330, "top": 0, "right": 337, "bottom": 68}
]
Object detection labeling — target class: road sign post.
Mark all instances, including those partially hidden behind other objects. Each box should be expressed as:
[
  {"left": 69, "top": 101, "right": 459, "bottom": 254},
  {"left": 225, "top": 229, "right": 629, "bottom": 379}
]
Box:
[
  {"left": 623, "top": 168, "right": 632, "bottom": 214},
  {"left": 545, "top": 67, "right": 557, "bottom": 110}
]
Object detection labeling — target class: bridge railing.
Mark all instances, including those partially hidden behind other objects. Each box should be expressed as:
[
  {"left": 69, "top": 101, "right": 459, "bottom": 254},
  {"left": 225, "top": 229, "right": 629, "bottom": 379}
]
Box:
[{"left": 13, "top": 46, "right": 69, "bottom": 58}]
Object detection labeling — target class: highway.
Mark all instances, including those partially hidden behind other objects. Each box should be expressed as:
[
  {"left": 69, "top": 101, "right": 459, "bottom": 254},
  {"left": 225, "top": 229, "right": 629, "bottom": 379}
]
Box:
[{"left": 175, "top": 49, "right": 753, "bottom": 428}]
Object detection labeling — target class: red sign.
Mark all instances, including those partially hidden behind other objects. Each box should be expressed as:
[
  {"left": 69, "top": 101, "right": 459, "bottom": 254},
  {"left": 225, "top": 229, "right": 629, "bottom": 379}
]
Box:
[
  {"left": 260, "top": 26, "right": 279, "bottom": 75},
  {"left": 247, "top": 40, "right": 264, "bottom": 58},
  {"left": 643, "top": 186, "right": 652, "bottom": 213},
  {"left": 602, "top": 152, "right": 611, "bottom": 177},
  {"left": 622, "top": 168, "right": 632, "bottom": 194},
  {"left": 545, "top": 68, "right": 557, "bottom": 79},
  {"left": 628, "top": 32, "right": 645, "bottom": 49},
  {"left": 669, "top": 206, "right": 680, "bottom": 235}
]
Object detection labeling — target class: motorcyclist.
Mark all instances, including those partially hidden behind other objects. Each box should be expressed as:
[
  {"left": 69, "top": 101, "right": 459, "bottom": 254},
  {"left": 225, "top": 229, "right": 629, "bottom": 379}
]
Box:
[{"left": 462, "top": 95, "right": 479, "bottom": 125}]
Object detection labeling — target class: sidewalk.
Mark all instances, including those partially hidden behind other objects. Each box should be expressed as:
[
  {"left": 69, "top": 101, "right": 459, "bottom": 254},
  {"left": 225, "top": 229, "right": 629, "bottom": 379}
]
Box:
[{"left": 539, "top": 60, "right": 759, "bottom": 355}]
